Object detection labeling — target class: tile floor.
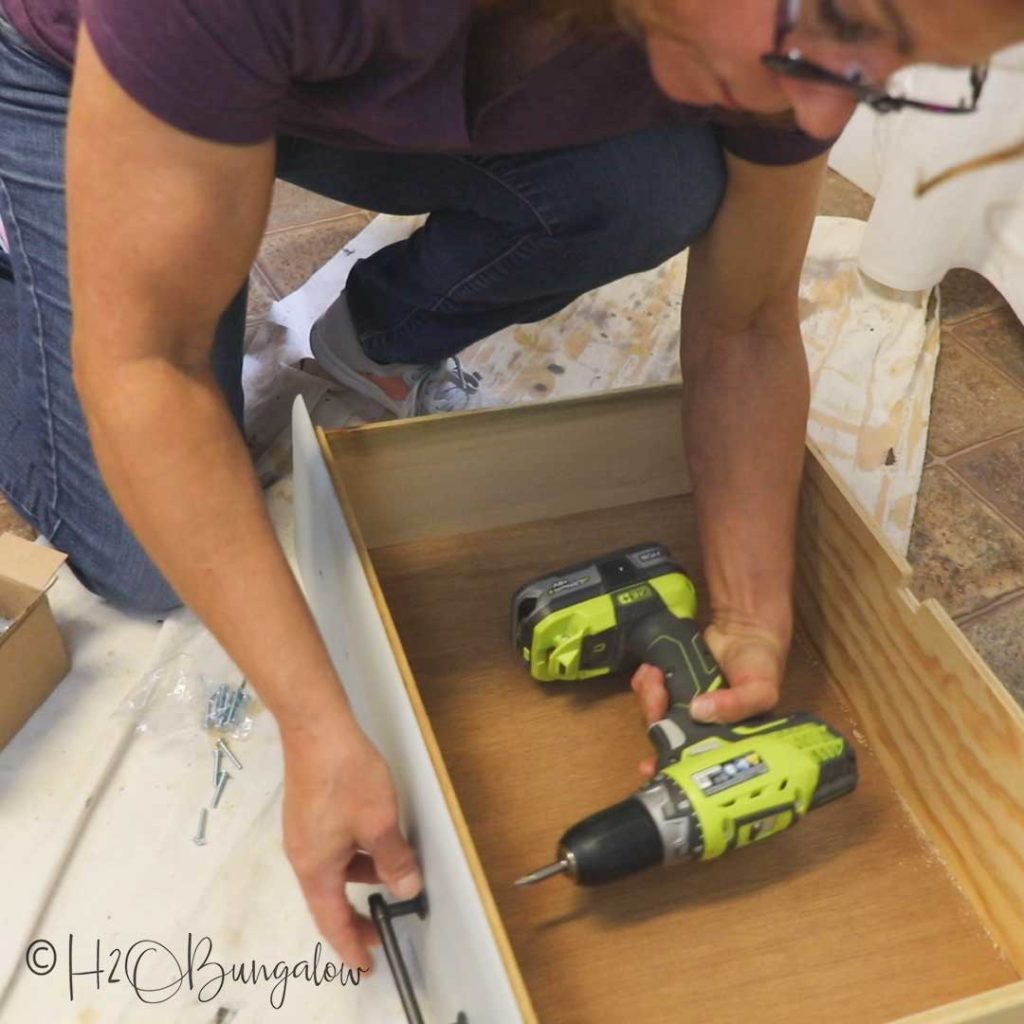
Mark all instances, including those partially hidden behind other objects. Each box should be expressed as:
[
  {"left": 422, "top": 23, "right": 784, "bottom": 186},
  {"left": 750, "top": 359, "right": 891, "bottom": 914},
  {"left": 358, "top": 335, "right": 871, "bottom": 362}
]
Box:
[{"left": 2, "top": 170, "right": 1022, "bottom": 706}]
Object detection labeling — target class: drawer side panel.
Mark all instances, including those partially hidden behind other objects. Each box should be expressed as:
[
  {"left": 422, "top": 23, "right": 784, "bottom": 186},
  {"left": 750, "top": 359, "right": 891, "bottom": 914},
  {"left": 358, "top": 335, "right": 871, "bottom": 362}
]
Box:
[
  {"left": 796, "top": 440, "right": 1024, "bottom": 969},
  {"left": 293, "top": 397, "right": 535, "bottom": 1023}
]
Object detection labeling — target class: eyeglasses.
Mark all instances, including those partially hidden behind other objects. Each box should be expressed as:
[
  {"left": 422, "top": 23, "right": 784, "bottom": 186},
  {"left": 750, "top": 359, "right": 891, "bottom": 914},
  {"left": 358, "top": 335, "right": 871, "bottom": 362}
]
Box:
[{"left": 762, "top": 0, "right": 988, "bottom": 115}]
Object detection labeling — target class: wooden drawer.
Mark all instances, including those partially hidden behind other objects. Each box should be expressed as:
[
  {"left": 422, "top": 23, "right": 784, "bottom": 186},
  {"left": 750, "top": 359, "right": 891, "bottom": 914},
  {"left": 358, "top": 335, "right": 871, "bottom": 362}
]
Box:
[{"left": 292, "top": 385, "right": 1024, "bottom": 1024}]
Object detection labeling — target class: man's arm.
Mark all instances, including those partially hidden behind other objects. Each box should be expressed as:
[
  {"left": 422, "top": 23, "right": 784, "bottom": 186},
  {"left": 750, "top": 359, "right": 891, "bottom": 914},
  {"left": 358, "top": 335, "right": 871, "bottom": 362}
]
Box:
[
  {"left": 633, "top": 150, "right": 827, "bottom": 735},
  {"left": 67, "top": 24, "right": 420, "bottom": 968}
]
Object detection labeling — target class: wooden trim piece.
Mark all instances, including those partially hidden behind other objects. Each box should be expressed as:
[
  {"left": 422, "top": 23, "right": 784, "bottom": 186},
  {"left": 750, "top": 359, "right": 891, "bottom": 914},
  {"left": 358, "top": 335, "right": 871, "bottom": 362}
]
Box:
[
  {"left": 892, "top": 982, "right": 1024, "bottom": 1023},
  {"left": 795, "top": 437, "right": 1024, "bottom": 969},
  {"left": 314, "top": 422, "right": 539, "bottom": 1023},
  {"left": 326, "top": 382, "right": 692, "bottom": 549}
]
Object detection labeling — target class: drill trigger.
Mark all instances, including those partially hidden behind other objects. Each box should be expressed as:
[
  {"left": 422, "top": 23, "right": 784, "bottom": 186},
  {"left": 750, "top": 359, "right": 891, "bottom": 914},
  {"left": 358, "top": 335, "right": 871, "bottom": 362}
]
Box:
[{"left": 648, "top": 716, "right": 688, "bottom": 770}]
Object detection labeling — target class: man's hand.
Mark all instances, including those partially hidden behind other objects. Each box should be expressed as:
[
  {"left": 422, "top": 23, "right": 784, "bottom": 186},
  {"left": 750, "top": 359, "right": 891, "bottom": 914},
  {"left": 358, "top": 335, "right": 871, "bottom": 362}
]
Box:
[
  {"left": 629, "top": 622, "right": 789, "bottom": 778},
  {"left": 282, "top": 715, "right": 423, "bottom": 973}
]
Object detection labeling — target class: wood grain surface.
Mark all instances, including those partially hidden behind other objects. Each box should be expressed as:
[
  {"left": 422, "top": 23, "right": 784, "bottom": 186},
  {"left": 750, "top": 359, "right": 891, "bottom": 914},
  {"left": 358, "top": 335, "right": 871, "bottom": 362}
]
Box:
[
  {"left": 796, "top": 443, "right": 1024, "bottom": 970},
  {"left": 327, "top": 383, "right": 691, "bottom": 549},
  {"left": 370, "top": 495, "right": 1016, "bottom": 1024}
]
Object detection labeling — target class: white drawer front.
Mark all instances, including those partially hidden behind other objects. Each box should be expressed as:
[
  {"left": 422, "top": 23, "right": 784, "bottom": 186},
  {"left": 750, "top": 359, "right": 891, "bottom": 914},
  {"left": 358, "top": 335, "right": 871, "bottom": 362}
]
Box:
[{"left": 292, "top": 398, "right": 525, "bottom": 1024}]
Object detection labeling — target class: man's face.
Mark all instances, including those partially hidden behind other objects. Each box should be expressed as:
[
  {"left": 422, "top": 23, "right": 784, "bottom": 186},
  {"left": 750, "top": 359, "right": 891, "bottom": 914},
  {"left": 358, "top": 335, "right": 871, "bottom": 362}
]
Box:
[{"left": 644, "top": 0, "right": 1024, "bottom": 139}]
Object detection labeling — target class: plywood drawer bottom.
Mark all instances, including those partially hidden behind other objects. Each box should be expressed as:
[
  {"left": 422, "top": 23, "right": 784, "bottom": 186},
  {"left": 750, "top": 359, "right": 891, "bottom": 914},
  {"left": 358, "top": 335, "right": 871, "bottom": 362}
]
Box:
[{"left": 369, "top": 493, "right": 1015, "bottom": 1024}]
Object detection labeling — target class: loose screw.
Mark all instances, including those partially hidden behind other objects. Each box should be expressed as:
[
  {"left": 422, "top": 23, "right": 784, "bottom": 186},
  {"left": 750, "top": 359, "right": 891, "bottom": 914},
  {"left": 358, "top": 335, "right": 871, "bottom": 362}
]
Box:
[
  {"left": 193, "top": 808, "right": 208, "bottom": 846},
  {"left": 212, "top": 771, "right": 230, "bottom": 810},
  {"left": 217, "top": 738, "right": 243, "bottom": 771}
]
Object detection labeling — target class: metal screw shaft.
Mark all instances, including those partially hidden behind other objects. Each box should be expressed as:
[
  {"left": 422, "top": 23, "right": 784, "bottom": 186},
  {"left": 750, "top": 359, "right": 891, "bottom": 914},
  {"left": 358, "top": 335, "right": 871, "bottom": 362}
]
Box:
[
  {"left": 193, "top": 808, "right": 208, "bottom": 846},
  {"left": 217, "top": 738, "right": 243, "bottom": 771},
  {"left": 211, "top": 771, "right": 230, "bottom": 809}
]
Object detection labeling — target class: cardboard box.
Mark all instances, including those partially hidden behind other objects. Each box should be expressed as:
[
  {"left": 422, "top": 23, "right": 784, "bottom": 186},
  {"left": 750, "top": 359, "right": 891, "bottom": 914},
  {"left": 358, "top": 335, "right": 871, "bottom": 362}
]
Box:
[{"left": 0, "top": 533, "right": 69, "bottom": 749}]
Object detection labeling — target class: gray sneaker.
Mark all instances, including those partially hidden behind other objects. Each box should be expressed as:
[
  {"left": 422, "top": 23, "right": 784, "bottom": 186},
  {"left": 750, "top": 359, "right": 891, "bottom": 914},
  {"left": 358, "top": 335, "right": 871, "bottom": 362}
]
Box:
[
  {"left": 406, "top": 356, "right": 484, "bottom": 416},
  {"left": 309, "top": 292, "right": 485, "bottom": 417}
]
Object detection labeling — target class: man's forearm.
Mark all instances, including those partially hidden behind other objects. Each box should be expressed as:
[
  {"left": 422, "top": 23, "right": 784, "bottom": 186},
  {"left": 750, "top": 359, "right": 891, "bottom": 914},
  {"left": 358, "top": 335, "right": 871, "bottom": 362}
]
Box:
[
  {"left": 659, "top": 152, "right": 823, "bottom": 719},
  {"left": 681, "top": 323, "right": 810, "bottom": 642},
  {"left": 76, "top": 346, "right": 355, "bottom": 737}
]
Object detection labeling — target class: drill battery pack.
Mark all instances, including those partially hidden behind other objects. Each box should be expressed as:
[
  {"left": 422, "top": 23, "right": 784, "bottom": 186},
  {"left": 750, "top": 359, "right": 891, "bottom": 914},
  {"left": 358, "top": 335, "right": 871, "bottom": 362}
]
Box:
[{"left": 513, "top": 542, "right": 699, "bottom": 682}]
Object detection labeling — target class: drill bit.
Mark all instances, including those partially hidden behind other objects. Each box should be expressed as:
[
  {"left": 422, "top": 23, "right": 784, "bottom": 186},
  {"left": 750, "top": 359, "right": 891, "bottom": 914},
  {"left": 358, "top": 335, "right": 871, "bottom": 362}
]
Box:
[{"left": 515, "top": 858, "right": 572, "bottom": 887}]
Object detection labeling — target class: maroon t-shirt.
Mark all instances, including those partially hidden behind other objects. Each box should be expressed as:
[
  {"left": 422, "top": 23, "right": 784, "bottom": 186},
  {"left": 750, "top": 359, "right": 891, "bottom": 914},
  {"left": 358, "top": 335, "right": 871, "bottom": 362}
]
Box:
[{"left": 3, "top": 0, "right": 833, "bottom": 163}]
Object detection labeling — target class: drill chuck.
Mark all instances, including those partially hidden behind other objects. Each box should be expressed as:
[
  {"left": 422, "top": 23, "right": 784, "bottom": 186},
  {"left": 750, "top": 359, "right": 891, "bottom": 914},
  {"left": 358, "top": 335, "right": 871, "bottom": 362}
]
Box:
[
  {"left": 515, "top": 776, "right": 702, "bottom": 887},
  {"left": 555, "top": 795, "right": 668, "bottom": 886}
]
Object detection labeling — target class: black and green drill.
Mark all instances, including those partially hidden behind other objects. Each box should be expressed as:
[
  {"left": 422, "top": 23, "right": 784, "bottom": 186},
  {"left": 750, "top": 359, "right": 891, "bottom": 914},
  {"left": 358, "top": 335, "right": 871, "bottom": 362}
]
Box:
[{"left": 511, "top": 542, "right": 858, "bottom": 887}]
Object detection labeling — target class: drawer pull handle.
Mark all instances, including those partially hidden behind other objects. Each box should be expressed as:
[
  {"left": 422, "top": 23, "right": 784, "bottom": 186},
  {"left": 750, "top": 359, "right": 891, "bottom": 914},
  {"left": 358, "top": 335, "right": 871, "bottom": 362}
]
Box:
[
  {"left": 369, "top": 891, "right": 426, "bottom": 1023},
  {"left": 369, "top": 892, "right": 469, "bottom": 1024}
]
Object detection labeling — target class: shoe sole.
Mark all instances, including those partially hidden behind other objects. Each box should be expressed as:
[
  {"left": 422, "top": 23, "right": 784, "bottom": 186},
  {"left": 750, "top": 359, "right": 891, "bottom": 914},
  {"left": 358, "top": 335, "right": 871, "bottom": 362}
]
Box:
[{"left": 310, "top": 330, "right": 409, "bottom": 418}]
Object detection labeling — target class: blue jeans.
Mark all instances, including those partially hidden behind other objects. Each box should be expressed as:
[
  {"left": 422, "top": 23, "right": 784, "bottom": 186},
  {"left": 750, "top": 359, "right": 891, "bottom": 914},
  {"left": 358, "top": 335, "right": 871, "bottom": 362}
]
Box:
[{"left": 0, "top": 12, "right": 725, "bottom": 612}]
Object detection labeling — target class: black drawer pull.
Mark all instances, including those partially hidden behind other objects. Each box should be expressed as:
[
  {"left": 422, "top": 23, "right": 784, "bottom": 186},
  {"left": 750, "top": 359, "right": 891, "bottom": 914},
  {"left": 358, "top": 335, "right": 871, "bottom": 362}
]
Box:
[{"left": 369, "top": 892, "right": 470, "bottom": 1024}]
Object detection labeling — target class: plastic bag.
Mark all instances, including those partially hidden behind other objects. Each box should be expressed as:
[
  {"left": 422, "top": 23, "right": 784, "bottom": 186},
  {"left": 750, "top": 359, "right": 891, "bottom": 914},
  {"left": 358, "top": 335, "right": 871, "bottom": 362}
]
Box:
[
  {"left": 118, "top": 650, "right": 254, "bottom": 740},
  {"left": 204, "top": 678, "right": 253, "bottom": 734}
]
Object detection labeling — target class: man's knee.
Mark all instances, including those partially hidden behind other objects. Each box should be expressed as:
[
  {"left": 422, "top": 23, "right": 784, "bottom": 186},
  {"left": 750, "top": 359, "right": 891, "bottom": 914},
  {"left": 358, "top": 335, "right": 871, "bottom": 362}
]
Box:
[
  {"left": 90, "top": 566, "right": 182, "bottom": 616},
  {"left": 54, "top": 522, "right": 182, "bottom": 615},
  {"left": 556, "top": 124, "right": 727, "bottom": 283}
]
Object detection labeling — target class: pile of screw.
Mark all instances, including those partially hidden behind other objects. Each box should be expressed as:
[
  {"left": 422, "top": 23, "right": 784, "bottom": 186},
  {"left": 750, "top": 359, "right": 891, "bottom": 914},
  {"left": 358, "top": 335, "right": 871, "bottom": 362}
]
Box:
[
  {"left": 205, "top": 679, "right": 250, "bottom": 731},
  {"left": 194, "top": 738, "right": 245, "bottom": 847}
]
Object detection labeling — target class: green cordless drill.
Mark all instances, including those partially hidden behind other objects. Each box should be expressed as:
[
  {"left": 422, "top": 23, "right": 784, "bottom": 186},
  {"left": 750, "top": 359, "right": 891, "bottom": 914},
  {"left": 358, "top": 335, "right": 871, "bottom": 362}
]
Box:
[{"left": 511, "top": 542, "right": 858, "bottom": 887}]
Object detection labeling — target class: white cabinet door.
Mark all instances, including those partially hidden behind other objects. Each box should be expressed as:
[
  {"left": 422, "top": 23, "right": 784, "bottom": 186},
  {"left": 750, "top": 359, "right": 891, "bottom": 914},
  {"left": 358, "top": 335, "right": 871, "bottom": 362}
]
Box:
[{"left": 292, "top": 397, "right": 526, "bottom": 1024}]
